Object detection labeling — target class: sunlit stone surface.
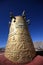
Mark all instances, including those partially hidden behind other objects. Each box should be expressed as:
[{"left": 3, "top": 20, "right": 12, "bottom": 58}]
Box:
[{"left": 5, "top": 16, "right": 36, "bottom": 63}]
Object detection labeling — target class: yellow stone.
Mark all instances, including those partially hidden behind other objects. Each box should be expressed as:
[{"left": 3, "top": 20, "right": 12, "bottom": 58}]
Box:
[{"left": 4, "top": 16, "right": 36, "bottom": 63}]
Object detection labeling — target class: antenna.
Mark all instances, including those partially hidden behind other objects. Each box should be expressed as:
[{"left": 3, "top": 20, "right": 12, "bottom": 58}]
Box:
[
  {"left": 26, "top": 19, "right": 31, "bottom": 25},
  {"left": 22, "top": 10, "right": 26, "bottom": 19},
  {"left": 10, "top": 12, "right": 14, "bottom": 19},
  {"left": 10, "top": 12, "right": 16, "bottom": 22}
]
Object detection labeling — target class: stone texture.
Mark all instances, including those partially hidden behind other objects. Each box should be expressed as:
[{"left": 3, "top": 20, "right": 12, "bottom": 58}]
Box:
[{"left": 4, "top": 16, "right": 36, "bottom": 64}]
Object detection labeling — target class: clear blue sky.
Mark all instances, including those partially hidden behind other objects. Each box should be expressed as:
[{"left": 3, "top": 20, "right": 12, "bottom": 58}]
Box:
[{"left": 0, "top": 0, "right": 43, "bottom": 47}]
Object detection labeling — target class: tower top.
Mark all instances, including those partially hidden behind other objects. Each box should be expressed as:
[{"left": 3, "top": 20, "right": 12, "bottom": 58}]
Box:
[
  {"left": 10, "top": 10, "right": 26, "bottom": 19},
  {"left": 9, "top": 11, "right": 30, "bottom": 25}
]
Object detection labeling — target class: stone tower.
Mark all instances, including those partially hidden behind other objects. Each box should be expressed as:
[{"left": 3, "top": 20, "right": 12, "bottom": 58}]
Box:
[{"left": 5, "top": 11, "right": 36, "bottom": 64}]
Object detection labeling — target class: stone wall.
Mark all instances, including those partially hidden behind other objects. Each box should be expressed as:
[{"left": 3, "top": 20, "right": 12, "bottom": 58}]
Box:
[{"left": 5, "top": 16, "right": 36, "bottom": 63}]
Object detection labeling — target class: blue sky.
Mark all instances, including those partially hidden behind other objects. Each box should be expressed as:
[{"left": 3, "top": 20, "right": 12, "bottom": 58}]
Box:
[{"left": 0, "top": 0, "right": 43, "bottom": 47}]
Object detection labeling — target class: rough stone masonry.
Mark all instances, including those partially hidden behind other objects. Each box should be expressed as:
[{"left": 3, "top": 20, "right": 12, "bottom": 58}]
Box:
[{"left": 4, "top": 11, "right": 36, "bottom": 64}]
